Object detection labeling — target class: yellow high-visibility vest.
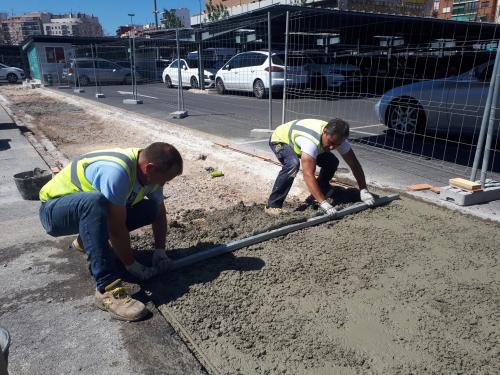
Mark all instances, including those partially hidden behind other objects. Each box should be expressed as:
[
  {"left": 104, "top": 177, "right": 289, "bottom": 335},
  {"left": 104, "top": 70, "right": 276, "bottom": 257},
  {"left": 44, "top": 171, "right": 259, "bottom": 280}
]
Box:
[
  {"left": 39, "top": 147, "right": 158, "bottom": 205},
  {"left": 271, "top": 119, "right": 327, "bottom": 155}
]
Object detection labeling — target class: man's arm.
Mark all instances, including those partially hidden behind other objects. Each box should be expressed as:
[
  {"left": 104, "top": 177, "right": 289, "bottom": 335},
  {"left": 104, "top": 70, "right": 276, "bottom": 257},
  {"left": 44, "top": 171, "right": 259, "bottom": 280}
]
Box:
[
  {"left": 341, "top": 149, "right": 367, "bottom": 190},
  {"left": 107, "top": 203, "right": 135, "bottom": 266},
  {"left": 301, "top": 153, "right": 325, "bottom": 203},
  {"left": 152, "top": 202, "right": 167, "bottom": 249}
]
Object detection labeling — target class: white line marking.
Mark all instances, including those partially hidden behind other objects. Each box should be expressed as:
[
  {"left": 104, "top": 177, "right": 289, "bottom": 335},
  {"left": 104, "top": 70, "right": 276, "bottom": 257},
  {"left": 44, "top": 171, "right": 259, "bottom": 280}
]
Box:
[
  {"left": 117, "top": 91, "right": 159, "bottom": 100},
  {"left": 350, "top": 129, "right": 379, "bottom": 136},
  {"left": 351, "top": 123, "right": 384, "bottom": 129},
  {"left": 235, "top": 139, "right": 269, "bottom": 145}
]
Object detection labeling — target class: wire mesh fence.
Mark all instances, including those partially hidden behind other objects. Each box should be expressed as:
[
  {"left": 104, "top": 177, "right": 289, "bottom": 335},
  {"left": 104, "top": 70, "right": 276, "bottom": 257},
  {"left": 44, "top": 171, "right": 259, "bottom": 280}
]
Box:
[{"left": 38, "top": 6, "right": 499, "bottom": 184}]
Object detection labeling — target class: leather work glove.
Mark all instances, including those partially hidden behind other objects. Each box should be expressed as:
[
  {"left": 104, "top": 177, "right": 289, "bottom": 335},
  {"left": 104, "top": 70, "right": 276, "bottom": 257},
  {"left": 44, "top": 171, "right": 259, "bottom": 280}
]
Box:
[
  {"left": 360, "top": 189, "right": 375, "bottom": 206},
  {"left": 152, "top": 249, "right": 173, "bottom": 273},
  {"left": 319, "top": 200, "right": 337, "bottom": 217},
  {"left": 126, "top": 260, "right": 159, "bottom": 281}
]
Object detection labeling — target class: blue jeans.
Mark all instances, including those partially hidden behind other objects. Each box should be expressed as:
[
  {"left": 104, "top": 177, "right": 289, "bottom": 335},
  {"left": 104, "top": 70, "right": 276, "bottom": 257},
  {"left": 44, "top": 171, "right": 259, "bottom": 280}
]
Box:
[
  {"left": 39, "top": 191, "right": 160, "bottom": 291},
  {"left": 267, "top": 139, "right": 339, "bottom": 208}
]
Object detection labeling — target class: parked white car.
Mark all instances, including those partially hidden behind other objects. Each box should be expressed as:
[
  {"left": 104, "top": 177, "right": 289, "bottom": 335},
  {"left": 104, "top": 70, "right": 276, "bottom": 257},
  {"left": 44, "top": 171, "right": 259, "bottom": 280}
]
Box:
[
  {"left": 0, "top": 63, "right": 25, "bottom": 83},
  {"left": 215, "top": 51, "right": 309, "bottom": 99},
  {"left": 162, "top": 58, "right": 217, "bottom": 89}
]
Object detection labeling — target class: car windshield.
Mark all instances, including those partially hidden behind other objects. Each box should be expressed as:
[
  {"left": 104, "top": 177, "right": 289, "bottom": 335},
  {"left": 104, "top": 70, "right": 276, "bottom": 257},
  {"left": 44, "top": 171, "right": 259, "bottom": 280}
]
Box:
[
  {"left": 0, "top": 63, "right": 7, "bottom": 68},
  {"left": 187, "top": 57, "right": 224, "bottom": 69}
]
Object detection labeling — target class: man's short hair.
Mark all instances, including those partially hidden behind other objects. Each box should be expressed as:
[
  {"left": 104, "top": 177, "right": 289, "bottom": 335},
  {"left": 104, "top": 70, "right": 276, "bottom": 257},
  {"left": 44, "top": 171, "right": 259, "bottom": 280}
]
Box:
[
  {"left": 143, "top": 142, "right": 183, "bottom": 175},
  {"left": 325, "top": 118, "right": 350, "bottom": 139}
]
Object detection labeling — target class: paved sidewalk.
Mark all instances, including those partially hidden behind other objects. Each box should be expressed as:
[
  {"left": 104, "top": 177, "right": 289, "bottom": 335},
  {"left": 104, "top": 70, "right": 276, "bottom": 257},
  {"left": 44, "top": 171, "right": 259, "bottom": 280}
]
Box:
[{"left": 0, "top": 105, "right": 205, "bottom": 374}]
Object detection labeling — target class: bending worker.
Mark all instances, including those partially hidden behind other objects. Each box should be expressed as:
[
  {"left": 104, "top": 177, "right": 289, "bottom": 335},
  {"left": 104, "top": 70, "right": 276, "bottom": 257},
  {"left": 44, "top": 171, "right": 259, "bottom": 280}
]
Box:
[
  {"left": 265, "top": 118, "right": 375, "bottom": 215},
  {"left": 38, "top": 142, "right": 183, "bottom": 322}
]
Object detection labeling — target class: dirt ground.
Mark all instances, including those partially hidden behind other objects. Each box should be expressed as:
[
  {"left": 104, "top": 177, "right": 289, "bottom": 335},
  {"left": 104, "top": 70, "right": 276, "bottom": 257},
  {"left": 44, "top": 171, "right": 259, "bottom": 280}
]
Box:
[{"left": 1, "top": 86, "right": 499, "bottom": 375}]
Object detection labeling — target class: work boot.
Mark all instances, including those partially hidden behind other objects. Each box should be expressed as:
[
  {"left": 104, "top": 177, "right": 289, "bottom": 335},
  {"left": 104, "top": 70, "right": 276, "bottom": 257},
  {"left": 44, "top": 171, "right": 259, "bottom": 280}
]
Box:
[
  {"left": 95, "top": 279, "right": 147, "bottom": 322},
  {"left": 264, "top": 206, "right": 283, "bottom": 216},
  {"left": 71, "top": 235, "right": 85, "bottom": 253}
]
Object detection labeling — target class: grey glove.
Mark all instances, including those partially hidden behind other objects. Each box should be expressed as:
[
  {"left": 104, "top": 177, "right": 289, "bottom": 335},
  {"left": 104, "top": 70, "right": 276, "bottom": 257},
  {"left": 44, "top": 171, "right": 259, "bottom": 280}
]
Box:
[
  {"left": 319, "top": 200, "right": 337, "bottom": 217},
  {"left": 152, "top": 249, "right": 173, "bottom": 273},
  {"left": 360, "top": 189, "right": 375, "bottom": 206},
  {"left": 126, "top": 260, "right": 158, "bottom": 281}
]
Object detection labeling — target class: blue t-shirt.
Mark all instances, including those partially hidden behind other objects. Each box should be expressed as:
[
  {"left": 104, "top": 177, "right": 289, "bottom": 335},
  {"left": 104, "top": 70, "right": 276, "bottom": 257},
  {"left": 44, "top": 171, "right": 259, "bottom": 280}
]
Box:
[{"left": 84, "top": 161, "right": 164, "bottom": 206}]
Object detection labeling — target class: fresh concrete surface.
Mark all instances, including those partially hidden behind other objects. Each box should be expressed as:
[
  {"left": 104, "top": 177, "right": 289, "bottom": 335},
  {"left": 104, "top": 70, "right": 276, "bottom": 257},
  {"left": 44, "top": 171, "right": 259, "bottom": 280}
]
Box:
[{"left": 0, "top": 105, "right": 206, "bottom": 375}]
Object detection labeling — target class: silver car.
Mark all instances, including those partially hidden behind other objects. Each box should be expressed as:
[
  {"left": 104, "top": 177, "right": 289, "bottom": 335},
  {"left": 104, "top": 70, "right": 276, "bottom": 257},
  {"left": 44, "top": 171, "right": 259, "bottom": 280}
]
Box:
[
  {"left": 63, "top": 58, "right": 136, "bottom": 86},
  {"left": 375, "top": 62, "right": 496, "bottom": 136},
  {"left": 0, "top": 63, "right": 25, "bottom": 83}
]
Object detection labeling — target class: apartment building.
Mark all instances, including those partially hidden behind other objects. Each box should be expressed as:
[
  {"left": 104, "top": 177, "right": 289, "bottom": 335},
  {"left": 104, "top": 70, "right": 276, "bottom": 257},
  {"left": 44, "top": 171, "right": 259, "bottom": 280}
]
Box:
[
  {"left": 1, "top": 12, "right": 50, "bottom": 45},
  {"left": 434, "top": 0, "right": 497, "bottom": 21},
  {"left": 43, "top": 13, "right": 103, "bottom": 37}
]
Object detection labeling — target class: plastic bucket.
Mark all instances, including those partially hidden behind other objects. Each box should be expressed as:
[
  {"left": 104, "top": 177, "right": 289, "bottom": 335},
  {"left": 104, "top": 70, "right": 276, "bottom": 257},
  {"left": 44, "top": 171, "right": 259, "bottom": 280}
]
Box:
[
  {"left": 0, "top": 327, "right": 10, "bottom": 375},
  {"left": 13, "top": 168, "right": 52, "bottom": 200}
]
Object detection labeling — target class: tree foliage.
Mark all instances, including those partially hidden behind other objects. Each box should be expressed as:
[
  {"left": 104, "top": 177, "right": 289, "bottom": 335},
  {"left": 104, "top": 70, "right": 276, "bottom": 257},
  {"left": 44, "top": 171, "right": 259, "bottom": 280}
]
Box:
[
  {"left": 206, "top": 0, "right": 229, "bottom": 22},
  {"left": 160, "top": 9, "right": 183, "bottom": 29}
]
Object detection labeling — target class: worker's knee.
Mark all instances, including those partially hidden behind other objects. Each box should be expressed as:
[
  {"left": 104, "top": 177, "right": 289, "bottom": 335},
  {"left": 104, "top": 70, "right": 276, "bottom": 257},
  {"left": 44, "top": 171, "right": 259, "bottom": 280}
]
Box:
[{"left": 284, "top": 159, "right": 300, "bottom": 178}]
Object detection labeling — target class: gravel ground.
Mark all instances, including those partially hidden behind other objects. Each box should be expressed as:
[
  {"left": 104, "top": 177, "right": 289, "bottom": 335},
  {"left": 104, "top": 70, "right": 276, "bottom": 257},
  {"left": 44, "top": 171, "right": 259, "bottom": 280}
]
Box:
[{"left": 2, "top": 86, "right": 499, "bottom": 375}]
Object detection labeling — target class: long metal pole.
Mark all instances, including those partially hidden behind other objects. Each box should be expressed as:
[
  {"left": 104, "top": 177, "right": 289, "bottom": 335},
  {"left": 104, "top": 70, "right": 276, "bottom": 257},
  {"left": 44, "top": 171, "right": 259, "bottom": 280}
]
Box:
[
  {"left": 281, "top": 11, "right": 289, "bottom": 124},
  {"left": 480, "top": 52, "right": 500, "bottom": 187},
  {"left": 91, "top": 44, "right": 99, "bottom": 94},
  {"left": 128, "top": 19, "right": 134, "bottom": 98},
  {"left": 470, "top": 45, "right": 500, "bottom": 181},
  {"left": 176, "top": 29, "right": 184, "bottom": 111},
  {"left": 171, "top": 194, "right": 400, "bottom": 270},
  {"left": 198, "top": 31, "right": 204, "bottom": 91},
  {"left": 268, "top": 12, "right": 273, "bottom": 130},
  {"left": 132, "top": 32, "right": 138, "bottom": 100},
  {"left": 153, "top": 0, "right": 159, "bottom": 29}
]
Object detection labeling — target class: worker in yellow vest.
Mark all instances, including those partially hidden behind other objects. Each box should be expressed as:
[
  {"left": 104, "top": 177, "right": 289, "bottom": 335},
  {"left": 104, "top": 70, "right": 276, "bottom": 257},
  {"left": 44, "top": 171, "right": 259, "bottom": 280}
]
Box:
[
  {"left": 265, "top": 118, "right": 375, "bottom": 215},
  {"left": 39, "top": 142, "right": 183, "bottom": 321}
]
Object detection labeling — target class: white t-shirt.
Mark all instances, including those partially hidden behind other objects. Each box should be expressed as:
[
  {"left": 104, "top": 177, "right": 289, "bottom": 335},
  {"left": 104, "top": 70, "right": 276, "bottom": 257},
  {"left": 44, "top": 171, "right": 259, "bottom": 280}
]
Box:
[{"left": 295, "top": 136, "right": 351, "bottom": 159}]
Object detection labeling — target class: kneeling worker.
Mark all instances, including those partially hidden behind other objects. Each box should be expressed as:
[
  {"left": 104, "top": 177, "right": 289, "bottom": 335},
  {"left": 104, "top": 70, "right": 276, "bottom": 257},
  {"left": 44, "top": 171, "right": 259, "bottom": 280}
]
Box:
[
  {"left": 38, "top": 142, "right": 183, "bottom": 321},
  {"left": 266, "top": 118, "right": 375, "bottom": 216}
]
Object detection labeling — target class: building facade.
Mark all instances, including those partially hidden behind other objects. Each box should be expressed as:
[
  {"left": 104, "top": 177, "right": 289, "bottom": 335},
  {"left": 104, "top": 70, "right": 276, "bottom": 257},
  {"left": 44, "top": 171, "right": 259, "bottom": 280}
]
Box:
[
  {"left": 43, "top": 13, "right": 103, "bottom": 37},
  {"left": 434, "top": 0, "right": 497, "bottom": 21},
  {"left": 1, "top": 12, "right": 50, "bottom": 45},
  {"left": 174, "top": 8, "right": 191, "bottom": 27}
]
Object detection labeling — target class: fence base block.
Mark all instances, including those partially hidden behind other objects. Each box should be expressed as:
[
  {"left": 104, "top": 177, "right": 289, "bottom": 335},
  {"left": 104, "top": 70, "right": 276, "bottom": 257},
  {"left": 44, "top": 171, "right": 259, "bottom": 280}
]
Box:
[
  {"left": 440, "top": 180, "right": 500, "bottom": 206},
  {"left": 170, "top": 110, "right": 188, "bottom": 119},
  {"left": 95, "top": 93, "right": 105, "bottom": 99},
  {"left": 73, "top": 88, "right": 85, "bottom": 93},
  {"left": 123, "top": 98, "right": 143, "bottom": 104}
]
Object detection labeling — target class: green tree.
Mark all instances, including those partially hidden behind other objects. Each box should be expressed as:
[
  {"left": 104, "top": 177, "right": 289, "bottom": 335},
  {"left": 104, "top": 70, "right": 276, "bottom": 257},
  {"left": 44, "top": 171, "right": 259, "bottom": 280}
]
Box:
[
  {"left": 206, "top": 0, "right": 229, "bottom": 22},
  {"left": 160, "top": 9, "right": 183, "bottom": 29}
]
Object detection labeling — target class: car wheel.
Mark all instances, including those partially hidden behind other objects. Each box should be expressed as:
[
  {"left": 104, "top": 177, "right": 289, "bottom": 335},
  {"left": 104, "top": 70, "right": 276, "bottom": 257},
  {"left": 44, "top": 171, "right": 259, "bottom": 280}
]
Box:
[
  {"left": 78, "top": 75, "right": 90, "bottom": 86},
  {"left": 387, "top": 99, "right": 426, "bottom": 135},
  {"left": 123, "top": 75, "right": 132, "bottom": 85},
  {"left": 164, "top": 75, "right": 172, "bottom": 88},
  {"left": 6, "top": 73, "right": 18, "bottom": 84},
  {"left": 216, "top": 78, "right": 225, "bottom": 95},
  {"left": 190, "top": 76, "right": 199, "bottom": 89},
  {"left": 253, "top": 79, "right": 266, "bottom": 99}
]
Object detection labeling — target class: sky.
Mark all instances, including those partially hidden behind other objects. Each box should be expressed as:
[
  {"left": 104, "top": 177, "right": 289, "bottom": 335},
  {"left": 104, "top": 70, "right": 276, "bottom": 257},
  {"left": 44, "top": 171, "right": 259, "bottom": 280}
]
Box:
[{"left": 1, "top": 0, "right": 202, "bottom": 35}]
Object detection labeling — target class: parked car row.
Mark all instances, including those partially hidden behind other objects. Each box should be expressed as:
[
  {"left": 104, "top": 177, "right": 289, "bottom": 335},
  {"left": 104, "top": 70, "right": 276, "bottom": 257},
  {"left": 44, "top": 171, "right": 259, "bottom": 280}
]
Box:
[{"left": 162, "top": 50, "right": 364, "bottom": 99}]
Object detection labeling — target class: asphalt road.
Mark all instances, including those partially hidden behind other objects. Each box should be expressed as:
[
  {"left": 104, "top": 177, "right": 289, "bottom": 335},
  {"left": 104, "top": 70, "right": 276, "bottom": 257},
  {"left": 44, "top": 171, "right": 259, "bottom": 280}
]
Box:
[{"left": 55, "top": 82, "right": 499, "bottom": 179}]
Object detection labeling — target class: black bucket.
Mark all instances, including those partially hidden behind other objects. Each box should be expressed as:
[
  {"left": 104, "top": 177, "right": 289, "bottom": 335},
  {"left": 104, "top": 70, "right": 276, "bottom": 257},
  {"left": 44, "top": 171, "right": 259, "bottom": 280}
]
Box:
[
  {"left": 0, "top": 326, "right": 10, "bottom": 375},
  {"left": 13, "top": 168, "right": 52, "bottom": 200}
]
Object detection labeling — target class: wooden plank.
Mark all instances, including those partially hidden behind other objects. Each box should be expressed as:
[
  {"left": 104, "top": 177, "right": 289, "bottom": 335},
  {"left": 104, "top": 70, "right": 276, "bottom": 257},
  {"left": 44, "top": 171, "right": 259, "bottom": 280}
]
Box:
[
  {"left": 449, "top": 178, "right": 482, "bottom": 191},
  {"left": 407, "top": 183, "right": 433, "bottom": 191}
]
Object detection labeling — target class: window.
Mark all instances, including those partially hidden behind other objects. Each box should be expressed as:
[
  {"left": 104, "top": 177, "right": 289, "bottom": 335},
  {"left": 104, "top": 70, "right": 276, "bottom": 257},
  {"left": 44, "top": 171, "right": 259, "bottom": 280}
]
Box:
[
  {"left": 75, "top": 60, "right": 94, "bottom": 69},
  {"left": 442, "top": 6, "right": 451, "bottom": 13},
  {"left": 170, "top": 60, "right": 179, "bottom": 68},
  {"left": 97, "top": 60, "right": 117, "bottom": 70},
  {"left": 226, "top": 55, "right": 244, "bottom": 69},
  {"left": 45, "top": 47, "right": 65, "bottom": 63}
]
